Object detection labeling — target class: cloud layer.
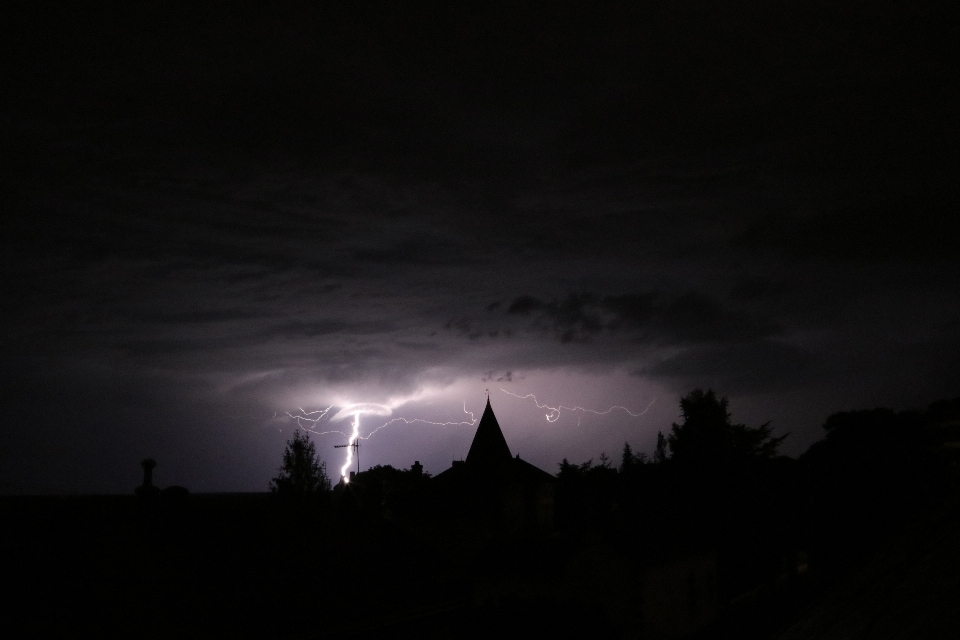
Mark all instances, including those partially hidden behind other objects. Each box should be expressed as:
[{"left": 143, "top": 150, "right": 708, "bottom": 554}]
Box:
[{"left": 2, "top": 3, "right": 958, "bottom": 492}]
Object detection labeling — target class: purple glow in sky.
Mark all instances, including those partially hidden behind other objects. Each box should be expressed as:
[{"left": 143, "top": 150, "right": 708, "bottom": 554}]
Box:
[{"left": 2, "top": 3, "right": 958, "bottom": 493}]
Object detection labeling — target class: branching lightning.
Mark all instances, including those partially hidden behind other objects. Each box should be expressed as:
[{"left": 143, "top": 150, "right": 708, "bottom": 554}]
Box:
[
  {"left": 499, "top": 388, "right": 655, "bottom": 425},
  {"left": 287, "top": 387, "right": 651, "bottom": 477},
  {"left": 358, "top": 403, "right": 476, "bottom": 441},
  {"left": 285, "top": 406, "right": 349, "bottom": 438},
  {"left": 283, "top": 402, "right": 477, "bottom": 479}
]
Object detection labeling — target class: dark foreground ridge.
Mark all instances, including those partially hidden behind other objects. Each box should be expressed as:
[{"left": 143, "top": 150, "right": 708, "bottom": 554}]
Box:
[
  {"left": 4, "top": 394, "right": 960, "bottom": 638},
  {"left": 5, "top": 491, "right": 960, "bottom": 639}
]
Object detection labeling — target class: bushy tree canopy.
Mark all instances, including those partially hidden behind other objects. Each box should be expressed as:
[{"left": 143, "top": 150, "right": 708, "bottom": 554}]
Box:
[
  {"left": 668, "top": 389, "right": 786, "bottom": 464},
  {"left": 270, "top": 430, "right": 330, "bottom": 494}
]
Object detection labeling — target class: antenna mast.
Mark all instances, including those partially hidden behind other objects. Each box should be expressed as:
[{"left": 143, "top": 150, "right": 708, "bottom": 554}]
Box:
[{"left": 334, "top": 441, "right": 360, "bottom": 475}]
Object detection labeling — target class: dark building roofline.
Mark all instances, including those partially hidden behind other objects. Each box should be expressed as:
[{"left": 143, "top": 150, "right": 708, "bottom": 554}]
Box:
[{"left": 465, "top": 397, "right": 512, "bottom": 467}]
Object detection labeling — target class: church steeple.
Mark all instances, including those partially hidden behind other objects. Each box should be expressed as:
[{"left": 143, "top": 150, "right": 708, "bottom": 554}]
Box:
[{"left": 465, "top": 397, "right": 512, "bottom": 467}]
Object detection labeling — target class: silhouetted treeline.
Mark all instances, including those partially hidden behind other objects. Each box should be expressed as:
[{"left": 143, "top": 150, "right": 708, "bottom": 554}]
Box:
[
  {"left": 278, "top": 389, "right": 960, "bottom": 606},
  {"left": 266, "top": 389, "right": 960, "bottom": 621},
  {"left": 551, "top": 390, "right": 960, "bottom": 601},
  {"left": 799, "top": 400, "right": 960, "bottom": 566},
  {"left": 6, "top": 391, "right": 959, "bottom": 638},
  {"left": 553, "top": 390, "right": 801, "bottom": 600}
]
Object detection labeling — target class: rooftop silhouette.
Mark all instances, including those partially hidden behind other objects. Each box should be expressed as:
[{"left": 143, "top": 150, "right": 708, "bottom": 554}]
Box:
[{"left": 465, "top": 397, "right": 512, "bottom": 468}]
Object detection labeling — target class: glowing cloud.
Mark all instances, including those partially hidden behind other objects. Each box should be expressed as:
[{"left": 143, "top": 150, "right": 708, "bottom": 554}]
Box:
[{"left": 330, "top": 403, "right": 392, "bottom": 422}]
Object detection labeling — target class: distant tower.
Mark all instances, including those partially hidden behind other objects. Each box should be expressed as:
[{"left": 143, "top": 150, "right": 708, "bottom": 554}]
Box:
[
  {"left": 141, "top": 458, "right": 156, "bottom": 487},
  {"left": 135, "top": 458, "right": 160, "bottom": 498}
]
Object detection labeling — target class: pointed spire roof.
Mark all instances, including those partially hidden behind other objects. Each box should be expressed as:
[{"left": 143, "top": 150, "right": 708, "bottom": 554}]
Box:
[{"left": 466, "top": 397, "right": 512, "bottom": 467}]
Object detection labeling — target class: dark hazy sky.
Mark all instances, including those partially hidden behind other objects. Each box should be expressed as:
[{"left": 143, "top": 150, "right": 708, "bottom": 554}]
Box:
[{"left": 2, "top": 2, "right": 958, "bottom": 493}]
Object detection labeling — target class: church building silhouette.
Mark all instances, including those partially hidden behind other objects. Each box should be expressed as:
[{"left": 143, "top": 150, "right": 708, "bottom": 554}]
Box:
[{"left": 431, "top": 397, "right": 555, "bottom": 532}]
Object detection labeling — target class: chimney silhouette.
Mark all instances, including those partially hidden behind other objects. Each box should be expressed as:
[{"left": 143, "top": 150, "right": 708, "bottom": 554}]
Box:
[{"left": 140, "top": 458, "right": 156, "bottom": 488}]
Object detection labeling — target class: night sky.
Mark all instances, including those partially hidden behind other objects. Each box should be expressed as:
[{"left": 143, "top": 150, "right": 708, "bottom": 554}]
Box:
[{"left": 3, "top": 2, "right": 958, "bottom": 494}]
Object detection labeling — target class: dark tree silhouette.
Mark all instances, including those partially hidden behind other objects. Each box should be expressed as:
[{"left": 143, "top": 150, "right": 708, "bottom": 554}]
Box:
[
  {"left": 557, "top": 458, "right": 595, "bottom": 479},
  {"left": 555, "top": 454, "right": 617, "bottom": 532},
  {"left": 270, "top": 430, "right": 330, "bottom": 494},
  {"left": 620, "top": 442, "right": 634, "bottom": 472},
  {"left": 654, "top": 431, "right": 669, "bottom": 463},
  {"left": 598, "top": 451, "right": 612, "bottom": 469},
  {"left": 668, "top": 389, "right": 786, "bottom": 464},
  {"left": 619, "top": 442, "right": 647, "bottom": 472}
]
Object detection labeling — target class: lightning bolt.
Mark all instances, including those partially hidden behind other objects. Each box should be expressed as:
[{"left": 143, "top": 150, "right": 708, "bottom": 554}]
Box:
[
  {"left": 499, "top": 388, "right": 655, "bottom": 425},
  {"left": 340, "top": 415, "right": 361, "bottom": 481},
  {"left": 284, "top": 402, "right": 477, "bottom": 479},
  {"left": 358, "top": 403, "right": 476, "bottom": 441}
]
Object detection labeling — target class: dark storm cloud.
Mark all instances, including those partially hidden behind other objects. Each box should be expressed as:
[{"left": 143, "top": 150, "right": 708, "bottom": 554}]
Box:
[
  {"left": 501, "top": 292, "right": 779, "bottom": 345},
  {"left": 115, "top": 318, "right": 365, "bottom": 359},
  {"left": 118, "top": 336, "right": 248, "bottom": 358},
  {"left": 353, "top": 236, "right": 477, "bottom": 267},
  {"left": 735, "top": 197, "right": 960, "bottom": 264},
  {"left": 481, "top": 371, "right": 517, "bottom": 383},
  {"left": 638, "top": 340, "right": 820, "bottom": 395},
  {"left": 274, "top": 320, "right": 362, "bottom": 338},
  {"left": 138, "top": 309, "right": 268, "bottom": 325},
  {"left": 445, "top": 316, "right": 511, "bottom": 341},
  {"left": 3, "top": 2, "right": 958, "bottom": 492},
  {"left": 728, "top": 277, "right": 788, "bottom": 303}
]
